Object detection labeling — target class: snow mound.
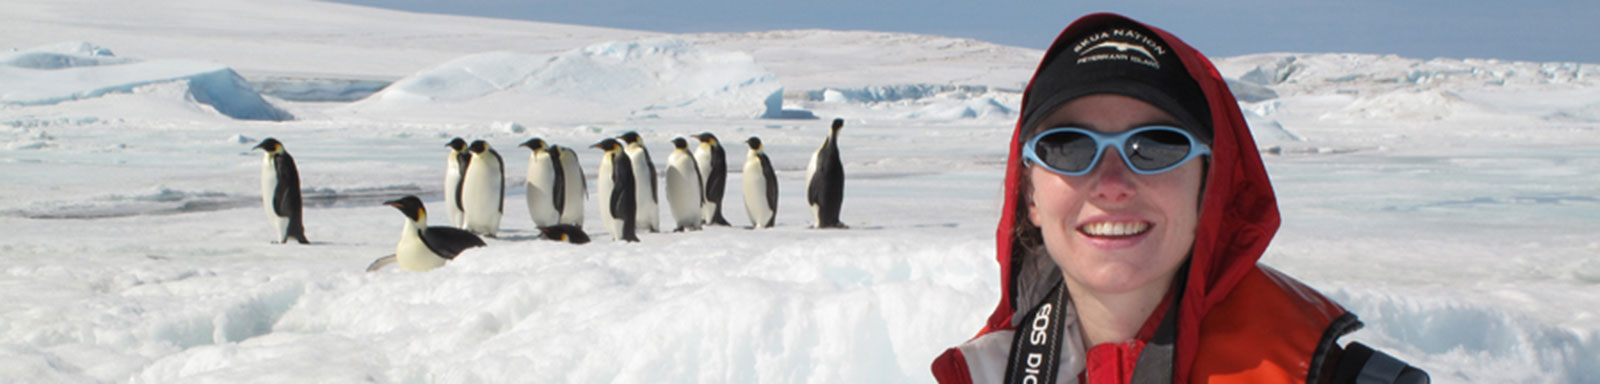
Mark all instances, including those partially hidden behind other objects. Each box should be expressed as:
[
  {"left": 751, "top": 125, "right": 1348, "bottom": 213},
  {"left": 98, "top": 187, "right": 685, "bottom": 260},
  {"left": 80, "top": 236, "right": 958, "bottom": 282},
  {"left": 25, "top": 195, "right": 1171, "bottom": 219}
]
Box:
[
  {"left": 1330, "top": 289, "right": 1600, "bottom": 382},
  {"left": 0, "top": 42, "right": 131, "bottom": 69},
  {"left": 1322, "top": 89, "right": 1480, "bottom": 121},
  {"left": 353, "top": 37, "right": 785, "bottom": 120},
  {"left": 0, "top": 43, "right": 292, "bottom": 121},
  {"left": 1219, "top": 53, "right": 1599, "bottom": 96},
  {"left": 897, "top": 98, "right": 1015, "bottom": 120},
  {"left": 803, "top": 84, "right": 1020, "bottom": 120}
]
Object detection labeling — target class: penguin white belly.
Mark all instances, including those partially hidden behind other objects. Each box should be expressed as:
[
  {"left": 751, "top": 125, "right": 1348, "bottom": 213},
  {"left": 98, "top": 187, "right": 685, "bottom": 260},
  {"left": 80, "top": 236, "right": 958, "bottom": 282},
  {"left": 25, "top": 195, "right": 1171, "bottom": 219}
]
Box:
[
  {"left": 261, "top": 157, "right": 288, "bottom": 240},
  {"left": 558, "top": 149, "right": 585, "bottom": 225},
  {"left": 445, "top": 157, "right": 465, "bottom": 228},
  {"left": 666, "top": 153, "right": 703, "bottom": 231},
  {"left": 597, "top": 158, "right": 619, "bottom": 239},
  {"left": 743, "top": 159, "right": 773, "bottom": 228},
  {"left": 695, "top": 148, "right": 716, "bottom": 221},
  {"left": 626, "top": 146, "right": 658, "bottom": 232},
  {"left": 462, "top": 158, "right": 503, "bottom": 236},
  {"left": 395, "top": 224, "right": 446, "bottom": 271},
  {"left": 525, "top": 152, "right": 560, "bottom": 227}
]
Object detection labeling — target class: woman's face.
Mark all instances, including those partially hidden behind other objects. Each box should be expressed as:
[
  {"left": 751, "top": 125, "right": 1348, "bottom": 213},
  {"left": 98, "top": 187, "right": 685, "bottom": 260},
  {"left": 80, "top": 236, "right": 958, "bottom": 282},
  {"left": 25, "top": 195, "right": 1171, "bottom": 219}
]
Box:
[{"left": 1026, "top": 94, "right": 1204, "bottom": 297}]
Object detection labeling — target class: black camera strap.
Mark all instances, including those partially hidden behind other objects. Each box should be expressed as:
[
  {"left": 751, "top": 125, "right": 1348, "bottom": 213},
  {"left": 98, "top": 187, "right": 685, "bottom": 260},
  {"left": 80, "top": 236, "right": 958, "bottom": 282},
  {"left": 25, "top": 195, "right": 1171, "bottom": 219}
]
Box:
[{"left": 1004, "top": 281, "right": 1067, "bottom": 384}]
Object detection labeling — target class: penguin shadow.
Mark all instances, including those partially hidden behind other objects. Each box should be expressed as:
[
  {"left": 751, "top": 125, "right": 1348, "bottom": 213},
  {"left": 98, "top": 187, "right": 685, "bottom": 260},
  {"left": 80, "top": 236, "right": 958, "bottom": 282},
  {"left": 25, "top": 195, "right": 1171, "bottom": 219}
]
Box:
[{"left": 268, "top": 240, "right": 350, "bottom": 246}]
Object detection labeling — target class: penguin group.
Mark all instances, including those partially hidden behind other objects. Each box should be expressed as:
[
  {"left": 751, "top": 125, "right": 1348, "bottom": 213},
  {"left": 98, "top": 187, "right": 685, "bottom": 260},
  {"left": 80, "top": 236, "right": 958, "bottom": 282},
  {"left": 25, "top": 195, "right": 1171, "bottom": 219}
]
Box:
[{"left": 253, "top": 118, "right": 848, "bottom": 272}]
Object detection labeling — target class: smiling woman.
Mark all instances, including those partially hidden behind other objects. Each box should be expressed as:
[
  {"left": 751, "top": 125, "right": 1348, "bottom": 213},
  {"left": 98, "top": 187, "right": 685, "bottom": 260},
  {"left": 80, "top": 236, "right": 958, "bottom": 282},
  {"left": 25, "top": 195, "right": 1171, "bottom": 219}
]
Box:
[{"left": 931, "top": 13, "right": 1428, "bottom": 384}]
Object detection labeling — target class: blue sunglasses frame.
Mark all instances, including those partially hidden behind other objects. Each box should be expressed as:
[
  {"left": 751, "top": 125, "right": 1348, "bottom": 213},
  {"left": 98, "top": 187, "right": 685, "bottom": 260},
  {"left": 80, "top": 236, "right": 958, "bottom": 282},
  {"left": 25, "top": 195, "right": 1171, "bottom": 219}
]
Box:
[{"left": 1022, "top": 126, "right": 1211, "bottom": 176}]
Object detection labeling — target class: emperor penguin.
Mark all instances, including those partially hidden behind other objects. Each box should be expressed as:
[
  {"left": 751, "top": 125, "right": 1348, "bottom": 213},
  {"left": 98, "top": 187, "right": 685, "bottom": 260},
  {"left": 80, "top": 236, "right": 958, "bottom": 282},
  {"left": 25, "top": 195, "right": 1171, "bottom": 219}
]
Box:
[
  {"left": 253, "top": 138, "right": 309, "bottom": 244},
  {"left": 462, "top": 140, "right": 505, "bottom": 237},
  {"left": 742, "top": 137, "right": 778, "bottom": 229},
  {"left": 665, "top": 137, "right": 704, "bottom": 232},
  {"left": 806, "top": 118, "right": 848, "bottom": 229},
  {"left": 617, "top": 132, "right": 659, "bottom": 233},
  {"left": 591, "top": 139, "right": 639, "bottom": 242},
  {"left": 555, "top": 145, "right": 587, "bottom": 226},
  {"left": 538, "top": 224, "right": 591, "bottom": 245},
  {"left": 382, "top": 195, "right": 486, "bottom": 271},
  {"left": 519, "top": 138, "right": 563, "bottom": 228},
  {"left": 444, "top": 138, "right": 470, "bottom": 228},
  {"left": 692, "top": 132, "right": 731, "bottom": 226}
]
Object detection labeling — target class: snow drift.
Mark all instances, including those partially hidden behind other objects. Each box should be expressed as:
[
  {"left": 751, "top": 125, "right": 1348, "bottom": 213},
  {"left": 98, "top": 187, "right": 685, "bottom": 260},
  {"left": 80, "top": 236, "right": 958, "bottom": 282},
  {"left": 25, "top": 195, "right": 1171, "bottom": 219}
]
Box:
[
  {"left": 0, "top": 42, "right": 292, "bottom": 121},
  {"left": 351, "top": 37, "right": 786, "bottom": 120}
]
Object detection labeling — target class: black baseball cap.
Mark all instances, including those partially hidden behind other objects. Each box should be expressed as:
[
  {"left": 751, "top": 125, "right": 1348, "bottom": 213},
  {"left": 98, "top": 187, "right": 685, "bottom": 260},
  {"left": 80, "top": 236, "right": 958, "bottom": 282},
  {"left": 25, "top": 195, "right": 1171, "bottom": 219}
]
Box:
[{"left": 1018, "top": 15, "right": 1213, "bottom": 144}]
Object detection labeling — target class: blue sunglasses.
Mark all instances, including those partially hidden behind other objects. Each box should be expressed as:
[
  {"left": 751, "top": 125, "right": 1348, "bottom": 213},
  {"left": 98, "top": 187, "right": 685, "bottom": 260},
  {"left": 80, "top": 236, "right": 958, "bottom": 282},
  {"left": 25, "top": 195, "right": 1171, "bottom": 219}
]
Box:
[{"left": 1023, "top": 126, "right": 1211, "bottom": 176}]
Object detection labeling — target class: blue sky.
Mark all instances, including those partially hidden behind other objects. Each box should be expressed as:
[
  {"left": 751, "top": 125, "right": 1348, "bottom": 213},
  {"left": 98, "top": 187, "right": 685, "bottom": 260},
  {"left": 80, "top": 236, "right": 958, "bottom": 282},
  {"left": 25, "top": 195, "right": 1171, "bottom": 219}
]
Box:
[{"left": 332, "top": 0, "right": 1600, "bottom": 63}]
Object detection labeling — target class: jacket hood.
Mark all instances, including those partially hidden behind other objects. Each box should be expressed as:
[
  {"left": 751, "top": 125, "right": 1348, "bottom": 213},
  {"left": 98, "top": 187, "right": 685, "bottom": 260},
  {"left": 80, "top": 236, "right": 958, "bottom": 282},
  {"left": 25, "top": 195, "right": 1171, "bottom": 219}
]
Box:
[{"left": 980, "top": 12, "right": 1280, "bottom": 380}]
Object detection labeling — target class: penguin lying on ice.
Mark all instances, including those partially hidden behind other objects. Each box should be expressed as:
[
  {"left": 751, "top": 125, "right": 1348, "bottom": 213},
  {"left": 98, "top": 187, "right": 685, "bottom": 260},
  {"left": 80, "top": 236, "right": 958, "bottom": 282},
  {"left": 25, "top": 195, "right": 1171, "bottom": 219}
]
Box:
[
  {"left": 378, "top": 195, "right": 486, "bottom": 272},
  {"left": 537, "top": 224, "right": 591, "bottom": 245}
]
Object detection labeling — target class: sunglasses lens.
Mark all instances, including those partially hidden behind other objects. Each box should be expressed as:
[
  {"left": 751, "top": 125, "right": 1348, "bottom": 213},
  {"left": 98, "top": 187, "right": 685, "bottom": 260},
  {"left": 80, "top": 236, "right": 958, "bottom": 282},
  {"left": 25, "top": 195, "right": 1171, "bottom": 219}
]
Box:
[
  {"left": 1124, "top": 129, "right": 1194, "bottom": 171},
  {"left": 1034, "top": 131, "right": 1099, "bottom": 173}
]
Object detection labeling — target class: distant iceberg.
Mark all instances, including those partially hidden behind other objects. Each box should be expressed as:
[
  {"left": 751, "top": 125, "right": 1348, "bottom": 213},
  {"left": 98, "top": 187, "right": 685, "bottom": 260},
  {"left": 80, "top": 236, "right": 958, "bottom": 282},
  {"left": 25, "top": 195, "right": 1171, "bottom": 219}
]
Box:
[{"left": 0, "top": 42, "right": 293, "bottom": 121}]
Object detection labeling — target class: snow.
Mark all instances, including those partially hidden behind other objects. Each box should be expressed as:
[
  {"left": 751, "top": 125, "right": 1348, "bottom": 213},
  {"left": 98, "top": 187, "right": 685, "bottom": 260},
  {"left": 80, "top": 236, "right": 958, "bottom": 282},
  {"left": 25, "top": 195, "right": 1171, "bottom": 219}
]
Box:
[
  {"left": 2, "top": 0, "right": 1599, "bottom": 382},
  {"left": 349, "top": 38, "right": 784, "bottom": 121}
]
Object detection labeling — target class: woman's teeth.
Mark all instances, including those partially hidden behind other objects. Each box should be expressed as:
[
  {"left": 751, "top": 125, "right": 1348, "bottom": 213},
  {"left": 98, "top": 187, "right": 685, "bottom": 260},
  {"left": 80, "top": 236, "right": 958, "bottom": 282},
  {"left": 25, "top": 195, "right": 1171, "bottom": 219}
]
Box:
[{"left": 1080, "top": 221, "right": 1150, "bottom": 237}]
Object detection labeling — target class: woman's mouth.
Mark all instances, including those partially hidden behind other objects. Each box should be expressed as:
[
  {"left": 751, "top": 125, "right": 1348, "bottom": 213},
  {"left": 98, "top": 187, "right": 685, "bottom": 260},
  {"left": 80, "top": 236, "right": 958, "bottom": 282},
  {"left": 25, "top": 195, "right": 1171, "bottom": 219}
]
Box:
[{"left": 1078, "top": 221, "right": 1151, "bottom": 238}]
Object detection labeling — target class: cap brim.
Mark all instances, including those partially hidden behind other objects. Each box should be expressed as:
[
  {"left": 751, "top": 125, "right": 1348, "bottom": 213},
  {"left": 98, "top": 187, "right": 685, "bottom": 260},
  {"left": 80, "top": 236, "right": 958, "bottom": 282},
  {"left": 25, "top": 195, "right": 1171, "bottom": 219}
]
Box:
[{"left": 1018, "top": 77, "right": 1209, "bottom": 144}]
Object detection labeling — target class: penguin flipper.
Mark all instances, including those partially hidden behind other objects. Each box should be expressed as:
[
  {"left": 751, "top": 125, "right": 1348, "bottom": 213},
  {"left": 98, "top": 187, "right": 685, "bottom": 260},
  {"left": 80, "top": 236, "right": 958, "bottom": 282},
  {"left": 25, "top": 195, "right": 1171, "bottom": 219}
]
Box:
[
  {"left": 647, "top": 157, "right": 659, "bottom": 202},
  {"left": 277, "top": 153, "right": 310, "bottom": 243},
  {"left": 366, "top": 254, "right": 397, "bottom": 272},
  {"left": 273, "top": 153, "right": 299, "bottom": 218},
  {"left": 549, "top": 147, "right": 566, "bottom": 216},
  {"left": 493, "top": 149, "right": 505, "bottom": 214},
  {"left": 689, "top": 156, "right": 705, "bottom": 206},
  {"left": 421, "top": 227, "right": 487, "bottom": 260},
  {"left": 707, "top": 147, "right": 727, "bottom": 203},
  {"left": 455, "top": 152, "right": 470, "bottom": 212},
  {"left": 760, "top": 153, "right": 779, "bottom": 224},
  {"left": 807, "top": 149, "right": 829, "bottom": 207}
]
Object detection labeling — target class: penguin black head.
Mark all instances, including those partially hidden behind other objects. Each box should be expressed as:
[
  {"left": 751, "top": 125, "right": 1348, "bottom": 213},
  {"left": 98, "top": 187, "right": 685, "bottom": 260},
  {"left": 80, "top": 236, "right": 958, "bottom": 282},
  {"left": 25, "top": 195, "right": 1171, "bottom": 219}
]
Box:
[
  {"left": 591, "top": 138, "right": 623, "bottom": 152},
  {"left": 519, "top": 137, "right": 548, "bottom": 151},
  {"left": 384, "top": 195, "right": 426, "bottom": 222},
  {"left": 832, "top": 118, "right": 845, "bottom": 131},
  {"left": 446, "top": 137, "right": 467, "bottom": 151},
  {"left": 695, "top": 132, "right": 719, "bottom": 145},
  {"left": 618, "top": 131, "right": 642, "bottom": 144},
  {"left": 671, "top": 137, "right": 689, "bottom": 150},
  {"left": 468, "top": 140, "right": 489, "bottom": 154},
  {"left": 745, "top": 137, "right": 763, "bottom": 150},
  {"left": 253, "top": 138, "right": 283, "bottom": 153}
]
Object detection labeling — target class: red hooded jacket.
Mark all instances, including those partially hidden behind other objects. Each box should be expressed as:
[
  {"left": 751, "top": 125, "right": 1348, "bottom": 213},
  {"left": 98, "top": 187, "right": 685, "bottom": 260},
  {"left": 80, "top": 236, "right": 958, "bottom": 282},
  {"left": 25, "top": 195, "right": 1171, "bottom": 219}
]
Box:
[{"left": 930, "top": 13, "right": 1360, "bottom": 384}]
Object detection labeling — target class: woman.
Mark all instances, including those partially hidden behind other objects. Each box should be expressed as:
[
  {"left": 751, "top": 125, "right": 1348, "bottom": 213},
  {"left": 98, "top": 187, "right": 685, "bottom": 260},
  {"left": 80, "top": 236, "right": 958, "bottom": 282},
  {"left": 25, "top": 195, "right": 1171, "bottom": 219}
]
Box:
[{"left": 930, "top": 13, "right": 1427, "bottom": 383}]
